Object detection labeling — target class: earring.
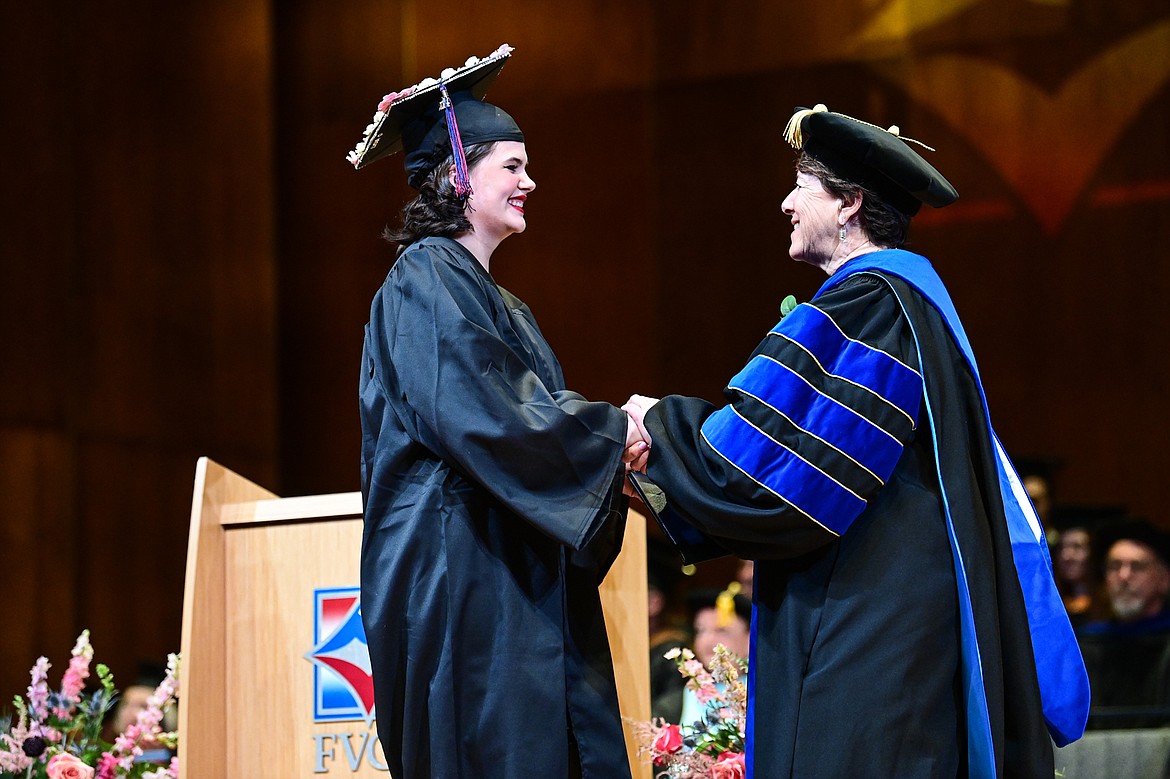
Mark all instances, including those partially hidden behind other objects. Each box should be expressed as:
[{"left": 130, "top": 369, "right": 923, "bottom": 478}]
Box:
[{"left": 839, "top": 226, "right": 847, "bottom": 241}]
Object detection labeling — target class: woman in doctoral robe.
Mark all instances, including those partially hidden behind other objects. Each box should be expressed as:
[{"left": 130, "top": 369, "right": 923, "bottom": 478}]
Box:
[
  {"left": 624, "top": 104, "right": 1089, "bottom": 778},
  {"left": 348, "top": 46, "right": 640, "bottom": 779}
]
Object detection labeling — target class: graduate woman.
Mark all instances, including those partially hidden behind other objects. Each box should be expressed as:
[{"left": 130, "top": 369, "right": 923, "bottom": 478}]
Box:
[
  {"left": 348, "top": 45, "right": 640, "bottom": 779},
  {"left": 624, "top": 105, "right": 1090, "bottom": 777}
]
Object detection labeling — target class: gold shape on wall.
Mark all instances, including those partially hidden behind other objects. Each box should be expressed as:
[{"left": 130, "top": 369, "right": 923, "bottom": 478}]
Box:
[
  {"left": 854, "top": 0, "right": 981, "bottom": 47},
  {"left": 870, "top": 17, "right": 1170, "bottom": 232}
]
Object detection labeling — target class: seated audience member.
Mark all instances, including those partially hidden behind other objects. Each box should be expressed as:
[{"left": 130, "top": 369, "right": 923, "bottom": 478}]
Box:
[
  {"left": 1078, "top": 518, "right": 1170, "bottom": 728},
  {"left": 677, "top": 585, "right": 751, "bottom": 727},
  {"left": 1013, "top": 455, "right": 1060, "bottom": 533},
  {"left": 1051, "top": 506, "right": 1118, "bottom": 627},
  {"left": 102, "top": 663, "right": 176, "bottom": 764},
  {"left": 647, "top": 539, "right": 689, "bottom": 722}
]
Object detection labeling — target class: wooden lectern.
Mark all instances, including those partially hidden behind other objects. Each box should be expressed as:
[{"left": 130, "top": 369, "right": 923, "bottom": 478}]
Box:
[{"left": 179, "top": 458, "right": 650, "bottom": 777}]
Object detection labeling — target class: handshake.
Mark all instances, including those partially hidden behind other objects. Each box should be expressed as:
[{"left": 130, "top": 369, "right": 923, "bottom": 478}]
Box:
[{"left": 621, "top": 394, "right": 659, "bottom": 494}]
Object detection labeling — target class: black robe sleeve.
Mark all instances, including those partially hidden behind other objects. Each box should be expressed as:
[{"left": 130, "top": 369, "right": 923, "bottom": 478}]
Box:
[{"left": 643, "top": 275, "right": 924, "bottom": 560}]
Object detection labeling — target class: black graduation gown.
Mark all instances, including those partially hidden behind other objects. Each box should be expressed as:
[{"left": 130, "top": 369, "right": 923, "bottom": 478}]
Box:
[
  {"left": 643, "top": 271, "right": 1054, "bottom": 778},
  {"left": 359, "top": 236, "right": 632, "bottom": 779}
]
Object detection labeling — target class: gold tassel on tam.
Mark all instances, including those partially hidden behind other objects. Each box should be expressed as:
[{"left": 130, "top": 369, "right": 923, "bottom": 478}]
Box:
[
  {"left": 782, "top": 103, "right": 828, "bottom": 149},
  {"left": 783, "top": 103, "right": 936, "bottom": 152}
]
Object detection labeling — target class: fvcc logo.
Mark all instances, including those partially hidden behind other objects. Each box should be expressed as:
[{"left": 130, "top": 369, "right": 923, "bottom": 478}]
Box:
[{"left": 304, "top": 587, "right": 390, "bottom": 774}]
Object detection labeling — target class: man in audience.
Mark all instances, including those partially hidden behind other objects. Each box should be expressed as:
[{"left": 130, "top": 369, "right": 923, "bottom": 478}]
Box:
[{"left": 1078, "top": 518, "right": 1170, "bottom": 728}]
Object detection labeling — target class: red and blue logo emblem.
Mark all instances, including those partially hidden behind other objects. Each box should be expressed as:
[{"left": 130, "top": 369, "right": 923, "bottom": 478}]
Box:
[{"left": 305, "top": 586, "right": 375, "bottom": 724}]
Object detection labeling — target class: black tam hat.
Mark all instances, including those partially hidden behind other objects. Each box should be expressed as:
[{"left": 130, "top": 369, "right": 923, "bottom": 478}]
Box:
[
  {"left": 1097, "top": 517, "right": 1170, "bottom": 568},
  {"left": 346, "top": 44, "right": 524, "bottom": 190},
  {"left": 783, "top": 104, "right": 959, "bottom": 216}
]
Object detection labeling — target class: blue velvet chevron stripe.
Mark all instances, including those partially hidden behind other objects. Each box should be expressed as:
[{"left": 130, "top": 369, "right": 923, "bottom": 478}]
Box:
[
  {"left": 700, "top": 302, "right": 923, "bottom": 535},
  {"left": 701, "top": 407, "right": 866, "bottom": 535},
  {"left": 769, "top": 304, "right": 922, "bottom": 421},
  {"left": 727, "top": 355, "right": 910, "bottom": 481},
  {"left": 817, "top": 249, "right": 1091, "bottom": 777}
]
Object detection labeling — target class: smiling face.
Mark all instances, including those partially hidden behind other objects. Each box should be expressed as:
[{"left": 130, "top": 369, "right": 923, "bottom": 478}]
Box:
[
  {"left": 780, "top": 171, "right": 843, "bottom": 271},
  {"left": 464, "top": 140, "right": 535, "bottom": 244}
]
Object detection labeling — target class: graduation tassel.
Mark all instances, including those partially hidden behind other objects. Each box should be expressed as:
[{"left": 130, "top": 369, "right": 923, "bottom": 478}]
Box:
[
  {"left": 440, "top": 83, "right": 472, "bottom": 198},
  {"left": 783, "top": 103, "right": 828, "bottom": 149}
]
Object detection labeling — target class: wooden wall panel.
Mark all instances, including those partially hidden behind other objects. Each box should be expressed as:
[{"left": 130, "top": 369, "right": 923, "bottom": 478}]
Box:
[
  {"left": 0, "top": 431, "right": 78, "bottom": 696},
  {"left": 0, "top": 0, "right": 77, "bottom": 429},
  {"left": 271, "top": 0, "right": 407, "bottom": 496},
  {"left": 0, "top": 0, "right": 278, "bottom": 699}
]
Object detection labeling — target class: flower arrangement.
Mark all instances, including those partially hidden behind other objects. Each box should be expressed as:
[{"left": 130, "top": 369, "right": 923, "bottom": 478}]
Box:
[
  {"left": 630, "top": 644, "right": 747, "bottom": 779},
  {"left": 0, "top": 631, "right": 180, "bottom": 779}
]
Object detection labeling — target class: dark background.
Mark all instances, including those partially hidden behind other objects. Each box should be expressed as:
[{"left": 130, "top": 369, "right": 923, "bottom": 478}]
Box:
[{"left": 3, "top": 0, "right": 1168, "bottom": 700}]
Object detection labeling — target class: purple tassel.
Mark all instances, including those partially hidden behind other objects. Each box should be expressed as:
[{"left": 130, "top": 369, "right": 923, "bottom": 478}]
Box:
[{"left": 439, "top": 83, "right": 472, "bottom": 198}]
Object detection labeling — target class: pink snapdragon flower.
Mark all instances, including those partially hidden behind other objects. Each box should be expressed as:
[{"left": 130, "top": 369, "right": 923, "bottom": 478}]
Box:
[
  {"left": 28, "top": 656, "right": 52, "bottom": 722},
  {"left": 56, "top": 630, "right": 94, "bottom": 718},
  {"left": 94, "top": 751, "right": 122, "bottom": 779},
  {"left": 98, "top": 652, "right": 181, "bottom": 777}
]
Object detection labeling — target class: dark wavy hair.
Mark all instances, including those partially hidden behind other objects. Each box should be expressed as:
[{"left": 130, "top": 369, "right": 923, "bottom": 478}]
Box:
[
  {"left": 383, "top": 142, "right": 496, "bottom": 246},
  {"left": 795, "top": 153, "right": 911, "bottom": 249}
]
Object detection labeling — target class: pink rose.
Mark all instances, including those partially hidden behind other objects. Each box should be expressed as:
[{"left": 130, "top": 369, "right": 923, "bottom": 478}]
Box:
[
  {"left": 711, "top": 751, "right": 745, "bottom": 779},
  {"left": 47, "top": 753, "right": 95, "bottom": 779},
  {"left": 653, "top": 723, "right": 684, "bottom": 755}
]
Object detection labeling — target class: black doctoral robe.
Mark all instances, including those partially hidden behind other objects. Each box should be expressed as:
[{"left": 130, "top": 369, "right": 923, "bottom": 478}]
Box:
[
  {"left": 359, "top": 236, "right": 632, "bottom": 779},
  {"left": 642, "top": 257, "right": 1062, "bottom": 778}
]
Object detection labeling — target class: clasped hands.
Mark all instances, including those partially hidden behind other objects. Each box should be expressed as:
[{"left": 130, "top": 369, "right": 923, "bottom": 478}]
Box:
[{"left": 621, "top": 395, "right": 659, "bottom": 495}]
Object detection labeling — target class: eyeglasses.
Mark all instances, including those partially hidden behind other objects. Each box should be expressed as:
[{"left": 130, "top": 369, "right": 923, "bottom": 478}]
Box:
[{"left": 1105, "top": 558, "right": 1161, "bottom": 574}]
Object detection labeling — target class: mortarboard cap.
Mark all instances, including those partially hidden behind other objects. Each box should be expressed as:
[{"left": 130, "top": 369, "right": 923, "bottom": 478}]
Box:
[
  {"left": 347, "top": 44, "right": 524, "bottom": 189},
  {"left": 783, "top": 104, "right": 959, "bottom": 216}
]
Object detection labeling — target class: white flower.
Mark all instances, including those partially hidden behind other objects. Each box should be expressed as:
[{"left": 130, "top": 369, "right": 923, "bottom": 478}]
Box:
[{"left": 664, "top": 647, "right": 682, "bottom": 660}]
